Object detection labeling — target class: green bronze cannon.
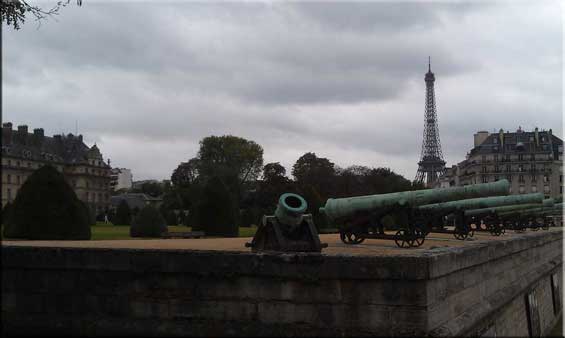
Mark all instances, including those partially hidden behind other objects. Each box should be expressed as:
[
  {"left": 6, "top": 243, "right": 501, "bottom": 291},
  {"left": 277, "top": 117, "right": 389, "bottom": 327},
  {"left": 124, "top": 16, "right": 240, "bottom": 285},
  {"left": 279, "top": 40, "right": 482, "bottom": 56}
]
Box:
[
  {"left": 482, "top": 199, "right": 563, "bottom": 232},
  {"left": 319, "top": 180, "right": 510, "bottom": 248},
  {"left": 245, "top": 193, "right": 327, "bottom": 252},
  {"left": 458, "top": 198, "right": 555, "bottom": 235},
  {"left": 418, "top": 193, "right": 544, "bottom": 238}
]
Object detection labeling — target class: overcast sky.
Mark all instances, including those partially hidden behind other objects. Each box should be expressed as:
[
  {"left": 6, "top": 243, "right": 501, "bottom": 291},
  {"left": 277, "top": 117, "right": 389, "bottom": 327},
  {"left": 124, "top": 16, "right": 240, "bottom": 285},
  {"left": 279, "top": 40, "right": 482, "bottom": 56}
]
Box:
[{"left": 3, "top": 1, "right": 562, "bottom": 181}]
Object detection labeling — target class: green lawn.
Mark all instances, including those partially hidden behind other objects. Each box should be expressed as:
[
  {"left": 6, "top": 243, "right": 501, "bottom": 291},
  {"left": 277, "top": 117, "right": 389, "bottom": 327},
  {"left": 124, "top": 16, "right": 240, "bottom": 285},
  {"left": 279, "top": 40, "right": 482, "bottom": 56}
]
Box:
[{"left": 0, "top": 223, "right": 258, "bottom": 240}]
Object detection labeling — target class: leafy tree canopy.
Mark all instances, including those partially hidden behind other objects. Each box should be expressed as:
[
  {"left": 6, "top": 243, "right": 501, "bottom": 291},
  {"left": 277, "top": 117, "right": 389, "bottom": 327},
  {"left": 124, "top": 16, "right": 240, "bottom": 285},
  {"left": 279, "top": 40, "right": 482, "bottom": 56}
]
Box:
[{"left": 197, "top": 135, "right": 264, "bottom": 187}]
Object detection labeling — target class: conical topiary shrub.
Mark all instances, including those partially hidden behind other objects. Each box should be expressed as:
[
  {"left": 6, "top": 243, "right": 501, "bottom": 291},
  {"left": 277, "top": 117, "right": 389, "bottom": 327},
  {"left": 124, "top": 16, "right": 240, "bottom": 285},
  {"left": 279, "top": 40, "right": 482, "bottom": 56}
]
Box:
[
  {"left": 195, "top": 176, "right": 238, "bottom": 237},
  {"left": 114, "top": 199, "right": 131, "bottom": 225},
  {"left": 130, "top": 205, "right": 168, "bottom": 238},
  {"left": 3, "top": 165, "right": 91, "bottom": 240}
]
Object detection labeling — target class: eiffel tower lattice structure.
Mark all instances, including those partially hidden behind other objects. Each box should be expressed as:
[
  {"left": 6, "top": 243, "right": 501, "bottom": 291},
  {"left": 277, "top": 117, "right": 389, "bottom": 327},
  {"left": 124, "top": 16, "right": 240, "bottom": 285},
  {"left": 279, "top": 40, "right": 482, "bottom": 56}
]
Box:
[{"left": 415, "top": 57, "right": 446, "bottom": 186}]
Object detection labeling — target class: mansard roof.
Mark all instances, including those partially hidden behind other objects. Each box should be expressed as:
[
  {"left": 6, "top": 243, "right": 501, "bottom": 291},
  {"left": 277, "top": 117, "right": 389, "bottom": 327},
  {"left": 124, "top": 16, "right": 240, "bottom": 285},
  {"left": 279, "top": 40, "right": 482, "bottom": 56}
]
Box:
[
  {"left": 470, "top": 129, "right": 563, "bottom": 159},
  {"left": 1, "top": 124, "right": 109, "bottom": 167}
]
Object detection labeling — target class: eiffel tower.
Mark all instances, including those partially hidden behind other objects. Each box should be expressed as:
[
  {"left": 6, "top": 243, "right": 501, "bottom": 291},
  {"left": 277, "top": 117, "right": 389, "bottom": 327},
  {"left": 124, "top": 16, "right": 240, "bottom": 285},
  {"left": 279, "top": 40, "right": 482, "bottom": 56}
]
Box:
[{"left": 415, "top": 57, "right": 446, "bottom": 186}]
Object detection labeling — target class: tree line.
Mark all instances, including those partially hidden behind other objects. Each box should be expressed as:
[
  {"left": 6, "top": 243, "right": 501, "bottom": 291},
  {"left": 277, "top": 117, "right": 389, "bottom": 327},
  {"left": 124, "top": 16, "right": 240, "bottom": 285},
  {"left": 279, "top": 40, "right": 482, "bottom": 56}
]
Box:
[{"left": 157, "top": 135, "right": 424, "bottom": 229}]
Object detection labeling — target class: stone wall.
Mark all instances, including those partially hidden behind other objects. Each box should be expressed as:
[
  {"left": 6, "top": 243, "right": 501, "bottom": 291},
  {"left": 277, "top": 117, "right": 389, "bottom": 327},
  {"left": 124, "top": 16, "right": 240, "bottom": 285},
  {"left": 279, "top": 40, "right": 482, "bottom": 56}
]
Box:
[{"left": 2, "top": 230, "right": 562, "bottom": 336}]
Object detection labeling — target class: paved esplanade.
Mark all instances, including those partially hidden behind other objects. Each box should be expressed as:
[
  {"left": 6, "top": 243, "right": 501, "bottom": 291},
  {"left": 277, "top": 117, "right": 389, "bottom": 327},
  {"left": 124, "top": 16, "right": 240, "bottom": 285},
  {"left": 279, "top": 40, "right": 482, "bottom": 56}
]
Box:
[{"left": 3, "top": 229, "right": 556, "bottom": 255}]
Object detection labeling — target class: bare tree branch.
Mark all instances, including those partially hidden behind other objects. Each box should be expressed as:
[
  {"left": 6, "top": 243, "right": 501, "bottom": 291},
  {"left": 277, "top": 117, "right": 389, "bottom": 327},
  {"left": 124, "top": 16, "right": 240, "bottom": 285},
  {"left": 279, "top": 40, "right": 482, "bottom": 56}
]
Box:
[{"left": 1, "top": 0, "right": 82, "bottom": 30}]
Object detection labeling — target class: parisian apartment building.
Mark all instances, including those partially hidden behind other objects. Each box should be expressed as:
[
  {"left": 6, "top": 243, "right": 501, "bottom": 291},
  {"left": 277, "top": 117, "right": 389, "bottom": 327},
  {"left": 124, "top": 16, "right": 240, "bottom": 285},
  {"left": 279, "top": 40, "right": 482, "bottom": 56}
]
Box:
[
  {"left": 110, "top": 167, "right": 133, "bottom": 191},
  {"left": 1, "top": 122, "right": 113, "bottom": 216},
  {"left": 439, "top": 127, "right": 563, "bottom": 199}
]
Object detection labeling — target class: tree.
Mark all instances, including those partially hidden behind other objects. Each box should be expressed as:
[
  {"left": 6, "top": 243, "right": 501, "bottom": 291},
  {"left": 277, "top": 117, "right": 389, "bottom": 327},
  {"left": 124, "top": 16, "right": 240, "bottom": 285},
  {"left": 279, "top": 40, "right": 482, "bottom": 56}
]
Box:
[
  {"left": 130, "top": 205, "right": 167, "bottom": 238},
  {"left": 1, "top": 0, "right": 82, "bottom": 30},
  {"left": 197, "top": 135, "right": 264, "bottom": 192},
  {"left": 194, "top": 176, "right": 238, "bottom": 237},
  {"left": 114, "top": 200, "right": 131, "bottom": 225},
  {"left": 171, "top": 158, "right": 200, "bottom": 187},
  {"left": 255, "top": 162, "right": 294, "bottom": 211},
  {"left": 2, "top": 165, "right": 90, "bottom": 240},
  {"left": 292, "top": 152, "right": 336, "bottom": 198}
]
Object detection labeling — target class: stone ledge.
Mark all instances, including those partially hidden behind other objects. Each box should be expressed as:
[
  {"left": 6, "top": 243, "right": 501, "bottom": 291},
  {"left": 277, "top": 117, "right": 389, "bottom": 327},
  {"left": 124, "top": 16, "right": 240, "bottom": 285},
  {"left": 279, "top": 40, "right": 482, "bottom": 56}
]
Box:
[{"left": 2, "top": 229, "right": 562, "bottom": 281}]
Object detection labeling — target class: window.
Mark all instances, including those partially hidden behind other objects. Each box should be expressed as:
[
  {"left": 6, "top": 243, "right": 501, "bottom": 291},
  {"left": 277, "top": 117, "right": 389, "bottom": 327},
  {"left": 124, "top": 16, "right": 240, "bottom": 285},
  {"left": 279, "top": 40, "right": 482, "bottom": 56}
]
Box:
[
  {"left": 16, "top": 161, "right": 20, "bottom": 167},
  {"left": 507, "top": 175, "right": 513, "bottom": 182},
  {"left": 16, "top": 176, "right": 20, "bottom": 185},
  {"left": 27, "top": 162, "right": 31, "bottom": 168},
  {"left": 518, "top": 165, "right": 524, "bottom": 172},
  {"left": 531, "top": 154, "right": 535, "bottom": 161},
  {"left": 532, "top": 186, "right": 537, "bottom": 193},
  {"left": 505, "top": 154, "right": 511, "bottom": 161},
  {"left": 506, "top": 164, "right": 511, "bottom": 172},
  {"left": 532, "top": 175, "right": 537, "bottom": 182},
  {"left": 495, "top": 165, "right": 500, "bottom": 173},
  {"left": 519, "top": 175, "right": 524, "bottom": 183},
  {"left": 531, "top": 164, "right": 536, "bottom": 172},
  {"left": 543, "top": 175, "right": 550, "bottom": 183},
  {"left": 519, "top": 186, "right": 525, "bottom": 194},
  {"left": 544, "top": 185, "right": 550, "bottom": 193},
  {"left": 7, "top": 160, "right": 11, "bottom": 166},
  {"left": 560, "top": 175, "right": 563, "bottom": 183},
  {"left": 493, "top": 138, "right": 498, "bottom": 144},
  {"left": 494, "top": 155, "right": 498, "bottom": 162},
  {"left": 482, "top": 176, "right": 488, "bottom": 183},
  {"left": 560, "top": 186, "right": 563, "bottom": 194},
  {"left": 86, "top": 181, "right": 90, "bottom": 189},
  {"left": 482, "top": 166, "right": 487, "bottom": 173},
  {"left": 7, "top": 174, "right": 11, "bottom": 184},
  {"left": 518, "top": 154, "right": 524, "bottom": 161},
  {"left": 7, "top": 188, "right": 12, "bottom": 201},
  {"left": 482, "top": 155, "right": 487, "bottom": 163}
]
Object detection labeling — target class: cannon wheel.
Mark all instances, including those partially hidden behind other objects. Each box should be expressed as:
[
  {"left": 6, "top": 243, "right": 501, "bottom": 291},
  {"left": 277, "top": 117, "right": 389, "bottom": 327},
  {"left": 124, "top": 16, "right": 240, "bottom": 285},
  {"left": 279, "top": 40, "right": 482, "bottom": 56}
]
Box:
[
  {"left": 340, "top": 230, "right": 365, "bottom": 245},
  {"left": 394, "top": 229, "right": 412, "bottom": 248},
  {"left": 411, "top": 228, "right": 425, "bottom": 247},
  {"left": 453, "top": 225, "right": 469, "bottom": 240},
  {"left": 489, "top": 225, "right": 502, "bottom": 236}
]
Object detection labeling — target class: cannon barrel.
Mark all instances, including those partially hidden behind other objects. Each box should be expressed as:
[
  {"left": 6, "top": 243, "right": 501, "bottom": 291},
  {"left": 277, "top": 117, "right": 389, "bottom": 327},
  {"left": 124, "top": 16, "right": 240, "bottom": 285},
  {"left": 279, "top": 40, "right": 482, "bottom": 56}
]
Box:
[
  {"left": 464, "top": 198, "right": 555, "bottom": 218},
  {"left": 418, "top": 193, "right": 543, "bottom": 214},
  {"left": 497, "top": 203, "right": 562, "bottom": 218},
  {"left": 274, "top": 193, "right": 308, "bottom": 227},
  {"left": 319, "top": 179, "right": 510, "bottom": 222}
]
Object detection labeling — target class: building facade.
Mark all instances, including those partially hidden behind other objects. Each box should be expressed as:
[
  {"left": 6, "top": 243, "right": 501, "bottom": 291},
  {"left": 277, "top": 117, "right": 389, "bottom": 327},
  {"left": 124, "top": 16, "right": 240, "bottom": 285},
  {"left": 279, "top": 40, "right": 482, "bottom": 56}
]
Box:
[
  {"left": 439, "top": 127, "right": 563, "bottom": 199},
  {"left": 110, "top": 168, "right": 133, "bottom": 191},
  {"left": 1, "top": 122, "right": 113, "bottom": 216}
]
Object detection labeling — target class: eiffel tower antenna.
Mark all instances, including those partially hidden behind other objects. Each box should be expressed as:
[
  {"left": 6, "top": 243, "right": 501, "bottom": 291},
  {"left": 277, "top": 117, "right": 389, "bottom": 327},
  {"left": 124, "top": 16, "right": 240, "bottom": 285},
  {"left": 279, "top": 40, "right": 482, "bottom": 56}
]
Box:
[{"left": 415, "top": 57, "right": 446, "bottom": 186}]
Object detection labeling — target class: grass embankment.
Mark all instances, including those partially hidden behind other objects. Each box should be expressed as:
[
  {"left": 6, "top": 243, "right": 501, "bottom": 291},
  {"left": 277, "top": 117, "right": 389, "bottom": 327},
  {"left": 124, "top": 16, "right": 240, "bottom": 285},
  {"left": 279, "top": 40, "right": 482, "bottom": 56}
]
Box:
[{"left": 0, "top": 223, "right": 257, "bottom": 240}]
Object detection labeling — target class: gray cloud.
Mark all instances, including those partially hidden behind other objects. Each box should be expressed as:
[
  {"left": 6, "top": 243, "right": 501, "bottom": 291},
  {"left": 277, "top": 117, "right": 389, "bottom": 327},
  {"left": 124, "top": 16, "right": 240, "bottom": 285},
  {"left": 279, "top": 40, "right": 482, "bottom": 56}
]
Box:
[{"left": 2, "top": 1, "right": 562, "bottom": 180}]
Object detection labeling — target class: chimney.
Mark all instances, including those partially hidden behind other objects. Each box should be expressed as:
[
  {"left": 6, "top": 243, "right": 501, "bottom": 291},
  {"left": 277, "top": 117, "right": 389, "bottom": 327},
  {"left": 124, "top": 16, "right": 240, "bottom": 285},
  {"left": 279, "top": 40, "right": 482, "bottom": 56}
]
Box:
[
  {"left": 78, "top": 134, "right": 83, "bottom": 143},
  {"left": 33, "top": 128, "right": 45, "bottom": 146},
  {"left": 2, "top": 122, "right": 13, "bottom": 145},
  {"left": 54, "top": 134, "right": 62, "bottom": 142},
  {"left": 17, "top": 125, "right": 28, "bottom": 144},
  {"left": 473, "top": 131, "right": 489, "bottom": 147}
]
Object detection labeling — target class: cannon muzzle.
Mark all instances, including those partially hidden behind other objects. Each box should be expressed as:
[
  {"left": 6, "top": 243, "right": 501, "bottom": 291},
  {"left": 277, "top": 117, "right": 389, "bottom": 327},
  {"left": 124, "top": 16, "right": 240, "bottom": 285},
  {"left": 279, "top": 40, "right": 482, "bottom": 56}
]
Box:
[{"left": 274, "top": 193, "right": 307, "bottom": 229}]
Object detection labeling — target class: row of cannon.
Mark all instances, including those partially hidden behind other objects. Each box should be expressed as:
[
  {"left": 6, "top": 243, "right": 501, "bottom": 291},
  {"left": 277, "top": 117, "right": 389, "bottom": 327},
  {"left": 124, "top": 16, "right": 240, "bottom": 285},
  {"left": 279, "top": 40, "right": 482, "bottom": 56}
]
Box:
[{"left": 246, "top": 179, "right": 563, "bottom": 252}]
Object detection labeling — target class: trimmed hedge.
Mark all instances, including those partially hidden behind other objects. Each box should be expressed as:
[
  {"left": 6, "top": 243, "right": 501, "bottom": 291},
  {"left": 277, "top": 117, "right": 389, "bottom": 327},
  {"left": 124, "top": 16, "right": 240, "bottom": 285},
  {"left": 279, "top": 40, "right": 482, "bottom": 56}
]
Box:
[
  {"left": 114, "top": 200, "right": 131, "bottom": 225},
  {"left": 2, "top": 165, "right": 91, "bottom": 240},
  {"left": 194, "top": 176, "right": 238, "bottom": 237},
  {"left": 130, "top": 205, "right": 168, "bottom": 238}
]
